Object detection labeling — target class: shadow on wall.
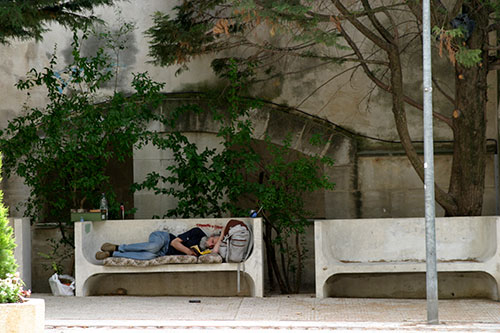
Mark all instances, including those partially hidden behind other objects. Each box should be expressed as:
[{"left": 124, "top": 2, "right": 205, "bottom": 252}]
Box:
[
  {"left": 62, "top": 23, "right": 139, "bottom": 92},
  {"left": 325, "top": 272, "right": 498, "bottom": 300}
]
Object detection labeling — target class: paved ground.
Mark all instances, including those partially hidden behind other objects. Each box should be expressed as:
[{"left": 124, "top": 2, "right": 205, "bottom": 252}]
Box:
[{"left": 36, "top": 293, "right": 500, "bottom": 332}]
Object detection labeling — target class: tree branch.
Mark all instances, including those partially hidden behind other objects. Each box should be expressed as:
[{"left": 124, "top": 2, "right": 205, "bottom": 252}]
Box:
[
  {"left": 333, "top": 16, "right": 453, "bottom": 128},
  {"left": 360, "top": 0, "right": 394, "bottom": 44},
  {"left": 489, "top": 58, "right": 500, "bottom": 71},
  {"left": 332, "top": 0, "right": 391, "bottom": 52},
  {"left": 449, "top": 0, "right": 465, "bottom": 21},
  {"left": 296, "top": 65, "right": 358, "bottom": 108},
  {"left": 432, "top": 78, "right": 455, "bottom": 105},
  {"left": 488, "top": 22, "right": 500, "bottom": 32}
]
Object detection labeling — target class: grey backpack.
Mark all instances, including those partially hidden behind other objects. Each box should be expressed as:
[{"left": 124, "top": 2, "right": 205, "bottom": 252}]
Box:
[{"left": 219, "top": 223, "right": 252, "bottom": 263}]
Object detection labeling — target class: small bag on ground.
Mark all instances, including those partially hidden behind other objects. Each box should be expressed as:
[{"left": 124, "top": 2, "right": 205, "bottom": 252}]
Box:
[{"left": 48, "top": 273, "right": 75, "bottom": 296}]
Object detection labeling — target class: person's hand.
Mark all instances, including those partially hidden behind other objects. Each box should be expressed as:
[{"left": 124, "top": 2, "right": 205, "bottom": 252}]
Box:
[{"left": 189, "top": 249, "right": 198, "bottom": 256}]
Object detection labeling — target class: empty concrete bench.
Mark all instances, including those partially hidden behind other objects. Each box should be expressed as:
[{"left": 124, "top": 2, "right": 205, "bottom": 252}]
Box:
[
  {"left": 315, "top": 217, "right": 500, "bottom": 299},
  {"left": 75, "top": 218, "right": 263, "bottom": 297}
]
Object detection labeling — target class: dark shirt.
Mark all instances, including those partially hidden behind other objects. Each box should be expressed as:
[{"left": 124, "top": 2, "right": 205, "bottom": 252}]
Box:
[{"left": 166, "top": 227, "right": 207, "bottom": 255}]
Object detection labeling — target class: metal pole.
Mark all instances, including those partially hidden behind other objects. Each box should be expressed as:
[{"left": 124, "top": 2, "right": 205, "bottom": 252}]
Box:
[
  {"left": 422, "top": 0, "right": 439, "bottom": 324},
  {"left": 495, "top": 150, "right": 499, "bottom": 215}
]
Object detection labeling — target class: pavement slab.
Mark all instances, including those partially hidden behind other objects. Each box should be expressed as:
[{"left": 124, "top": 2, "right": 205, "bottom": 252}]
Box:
[{"left": 36, "top": 294, "right": 500, "bottom": 332}]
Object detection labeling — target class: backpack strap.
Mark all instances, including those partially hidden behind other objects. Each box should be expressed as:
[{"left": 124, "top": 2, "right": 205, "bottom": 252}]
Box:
[{"left": 243, "top": 224, "right": 253, "bottom": 260}]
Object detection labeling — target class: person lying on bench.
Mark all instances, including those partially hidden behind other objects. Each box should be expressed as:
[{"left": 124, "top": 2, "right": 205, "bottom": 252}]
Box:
[{"left": 95, "top": 227, "right": 219, "bottom": 260}]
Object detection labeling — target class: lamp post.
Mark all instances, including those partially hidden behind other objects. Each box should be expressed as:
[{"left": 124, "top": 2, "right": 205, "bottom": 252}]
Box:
[{"left": 422, "top": 0, "right": 439, "bottom": 324}]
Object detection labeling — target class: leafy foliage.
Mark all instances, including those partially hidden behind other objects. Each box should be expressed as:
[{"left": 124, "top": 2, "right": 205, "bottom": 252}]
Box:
[
  {"left": 134, "top": 60, "right": 260, "bottom": 218},
  {"left": 0, "top": 154, "right": 17, "bottom": 279},
  {"left": 0, "top": 156, "right": 30, "bottom": 304},
  {"left": 0, "top": 28, "right": 164, "bottom": 240},
  {"left": 0, "top": 0, "right": 116, "bottom": 44},
  {"left": 146, "top": 0, "right": 346, "bottom": 77},
  {"left": 254, "top": 135, "right": 334, "bottom": 293},
  {"left": 145, "top": 0, "right": 500, "bottom": 216},
  {"left": 135, "top": 60, "right": 335, "bottom": 292}
]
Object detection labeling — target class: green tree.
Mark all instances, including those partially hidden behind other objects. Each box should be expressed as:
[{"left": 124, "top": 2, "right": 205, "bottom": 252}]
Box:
[
  {"left": 0, "top": 0, "right": 116, "bottom": 44},
  {"left": 0, "top": 153, "right": 17, "bottom": 279},
  {"left": 135, "top": 61, "right": 260, "bottom": 218},
  {"left": 135, "top": 61, "right": 334, "bottom": 293},
  {"left": 146, "top": 1, "right": 500, "bottom": 216},
  {"left": 0, "top": 154, "right": 27, "bottom": 304},
  {"left": 255, "top": 135, "right": 334, "bottom": 293},
  {"left": 0, "top": 28, "right": 164, "bottom": 246}
]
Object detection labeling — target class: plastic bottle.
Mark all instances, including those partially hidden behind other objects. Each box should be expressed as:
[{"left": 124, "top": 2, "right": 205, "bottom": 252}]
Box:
[
  {"left": 100, "top": 193, "right": 108, "bottom": 220},
  {"left": 120, "top": 203, "right": 125, "bottom": 220}
]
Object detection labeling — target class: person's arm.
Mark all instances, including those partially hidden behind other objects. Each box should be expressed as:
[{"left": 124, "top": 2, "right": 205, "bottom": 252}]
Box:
[
  {"left": 212, "top": 232, "right": 225, "bottom": 254},
  {"left": 170, "top": 237, "right": 196, "bottom": 256}
]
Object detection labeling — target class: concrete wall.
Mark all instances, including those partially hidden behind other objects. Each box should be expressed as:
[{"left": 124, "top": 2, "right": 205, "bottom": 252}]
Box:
[
  {"left": 358, "top": 154, "right": 498, "bottom": 218},
  {"left": 0, "top": 1, "right": 498, "bottom": 294},
  {"left": 1, "top": 1, "right": 497, "bottom": 220},
  {"left": 0, "top": 1, "right": 218, "bottom": 215}
]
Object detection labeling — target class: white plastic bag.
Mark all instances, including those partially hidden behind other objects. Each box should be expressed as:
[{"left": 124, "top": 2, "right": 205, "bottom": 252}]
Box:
[{"left": 48, "top": 273, "right": 75, "bottom": 296}]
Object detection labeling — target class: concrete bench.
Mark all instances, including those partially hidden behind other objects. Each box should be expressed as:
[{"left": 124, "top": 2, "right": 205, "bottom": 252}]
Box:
[
  {"left": 315, "top": 217, "right": 500, "bottom": 299},
  {"left": 75, "top": 218, "right": 263, "bottom": 297}
]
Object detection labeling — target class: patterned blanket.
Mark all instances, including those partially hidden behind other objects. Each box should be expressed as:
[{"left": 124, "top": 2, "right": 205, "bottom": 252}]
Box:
[{"left": 103, "top": 253, "right": 223, "bottom": 266}]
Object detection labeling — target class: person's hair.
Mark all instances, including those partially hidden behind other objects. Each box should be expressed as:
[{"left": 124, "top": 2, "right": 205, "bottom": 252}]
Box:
[
  {"left": 199, "top": 236, "right": 208, "bottom": 250},
  {"left": 199, "top": 232, "right": 220, "bottom": 250}
]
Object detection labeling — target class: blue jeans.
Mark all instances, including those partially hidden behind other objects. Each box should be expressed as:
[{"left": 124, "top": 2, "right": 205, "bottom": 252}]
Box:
[{"left": 113, "top": 231, "right": 170, "bottom": 260}]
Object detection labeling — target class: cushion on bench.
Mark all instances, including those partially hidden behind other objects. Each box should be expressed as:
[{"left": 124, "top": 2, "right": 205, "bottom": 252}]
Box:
[
  {"left": 102, "top": 253, "right": 222, "bottom": 266},
  {"left": 197, "top": 253, "right": 223, "bottom": 264}
]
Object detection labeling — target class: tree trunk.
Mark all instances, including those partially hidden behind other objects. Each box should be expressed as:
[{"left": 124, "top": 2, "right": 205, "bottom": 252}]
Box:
[
  {"left": 263, "top": 216, "right": 289, "bottom": 293},
  {"left": 447, "top": 5, "right": 489, "bottom": 216}
]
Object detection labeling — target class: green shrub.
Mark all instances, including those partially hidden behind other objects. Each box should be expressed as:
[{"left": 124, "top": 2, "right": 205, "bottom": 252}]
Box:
[
  {"left": 0, "top": 28, "right": 164, "bottom": 248},
  {"left": 0, "top": 153, "right": 17, "bottom": 279},
  {"left": 0, "top": 154, "right": 29, "bottom": 303}
]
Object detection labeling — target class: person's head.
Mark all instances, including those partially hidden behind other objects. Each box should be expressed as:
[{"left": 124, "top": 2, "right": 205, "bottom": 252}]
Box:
[{"left": 199, "top": 235, "right": 219, "bottom": 250}]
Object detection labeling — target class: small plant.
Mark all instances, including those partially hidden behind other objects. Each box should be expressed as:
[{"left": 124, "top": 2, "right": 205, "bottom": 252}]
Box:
[
  {"left": 0, "top": 272, "right": 30, "bottom": 303},
  {"left": 38, "top": 238, "right": 74, "bottom": 275},
  {"left": 0, "top": 162, "right": 16, "bottom": 279},
  {"left": 0, "top": 154, "right": 30, "bottom": 303}
]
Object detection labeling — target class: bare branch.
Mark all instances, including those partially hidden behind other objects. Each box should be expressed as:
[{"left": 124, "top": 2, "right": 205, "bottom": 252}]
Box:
[
  {"left": 432, "top": 78, "right": 455, "bottom": 105},
  {"left": 296, "top": 65, "right": 358, "bottom": 108},
  {"left": 489, "top": 58, "right": 500, "bottom": 71},
  {"left": 360, "top": 0, "right": 394, "bottom": 43},
  {"left": 488, "top": 22, "right": 500, "bottom": 32},
  {"left": 450, "top": 0, "right": 465, "bottom": 21},
  {"left": 332, "top": 0, "right": 391, "bottom": 51}
]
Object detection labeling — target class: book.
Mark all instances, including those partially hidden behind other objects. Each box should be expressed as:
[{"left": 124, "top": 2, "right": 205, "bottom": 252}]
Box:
[{"left": 190, "top": 245, "right": 211, "bottom": 255}]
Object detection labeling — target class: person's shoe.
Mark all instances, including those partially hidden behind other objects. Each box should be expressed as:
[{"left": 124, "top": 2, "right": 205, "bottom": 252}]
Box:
[
  {"left": 101, "top": 243, "right": 118, "bottom": 252},
  {"left": 95, "top": 251, "right": 111, "bottom": 260}
]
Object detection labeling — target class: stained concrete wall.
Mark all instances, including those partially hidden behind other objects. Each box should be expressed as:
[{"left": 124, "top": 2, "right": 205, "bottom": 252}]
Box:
[
  {"left": 134, "top": 101, "right": 356, "bottom": 220},
  {"left": 0, "top": 1, "right": 218, "bottom": 216},
  {"left": 0, "top": 1, "right": 497, "bottom": 220},
  {"left": 0, "top": 1, "right": 498, "bottom": 294}
]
